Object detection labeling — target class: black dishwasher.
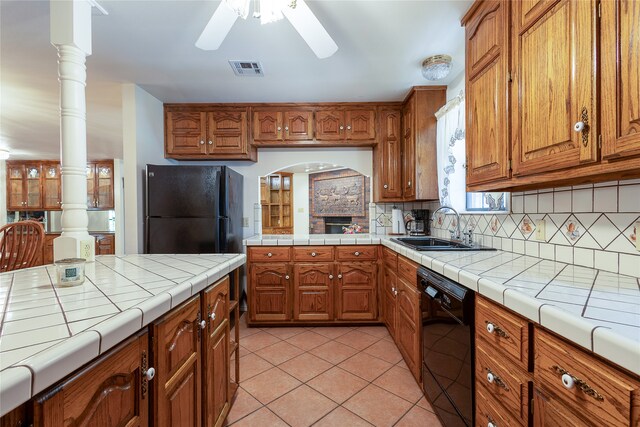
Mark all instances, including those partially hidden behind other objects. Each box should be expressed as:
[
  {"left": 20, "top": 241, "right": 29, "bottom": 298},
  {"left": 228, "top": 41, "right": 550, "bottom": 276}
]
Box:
[{"left": 418, "top": 266, "right": 474, "bottom": 427}]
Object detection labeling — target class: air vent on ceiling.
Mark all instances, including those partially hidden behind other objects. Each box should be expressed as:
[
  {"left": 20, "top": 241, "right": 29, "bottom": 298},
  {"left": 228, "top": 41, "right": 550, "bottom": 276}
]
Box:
[{"left": 229, "top": 61, "right": 264, "bottom": 77}]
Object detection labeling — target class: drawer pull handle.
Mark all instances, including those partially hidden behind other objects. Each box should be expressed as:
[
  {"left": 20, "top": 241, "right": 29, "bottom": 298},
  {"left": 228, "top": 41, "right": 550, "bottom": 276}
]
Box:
[
  {"left": 486, "top": 369, "right": 509, "bottom": 391},
  {"left": 267, "top": 252, "right": 273, "bottom": 257},
  {"left": 354, "top": 251, "right": 360, "bottom": 256},
  {"left": 144, "top": 367, "right": 155, "bottom": 381},
  {"left": 485, "top": 321, "right": 508, "bottom": 338},
  {"left": 311, "top": 252, "right": 317, "bottom": 257},
  {"left": 329, "top": 274, "right": 334, "bottom": 279},
  {"left": 552, "top": 365, "right": 604, "bottom": 402},
  {"left": 338, "top": 274, "right": 343, "bottom": 279},
  {"left": 285, "top": 275, "right": 290, "bottom": 280}
]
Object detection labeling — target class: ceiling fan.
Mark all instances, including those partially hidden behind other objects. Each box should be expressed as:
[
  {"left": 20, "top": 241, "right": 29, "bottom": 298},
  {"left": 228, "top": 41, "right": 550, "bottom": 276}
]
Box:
[{"left": 196, "top": 0, "right": 338, "bottom": 59}]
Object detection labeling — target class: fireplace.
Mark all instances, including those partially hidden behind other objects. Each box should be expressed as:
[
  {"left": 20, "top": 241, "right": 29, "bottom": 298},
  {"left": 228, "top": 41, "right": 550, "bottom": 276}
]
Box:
[{"left": 324, "top": 216, "right": 352, "bottom": 234}]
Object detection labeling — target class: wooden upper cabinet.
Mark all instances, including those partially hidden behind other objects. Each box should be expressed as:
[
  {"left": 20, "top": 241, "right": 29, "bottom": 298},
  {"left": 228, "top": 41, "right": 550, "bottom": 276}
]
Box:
[
  {"left": 511, "top": 0, "right": 597, "bottom": 176},
  {"left": 401, "top": 99, "right": 416, "bottom": 199},
  {"left": 7, "top": 163, "right": 42, "bottom": 210},
  {"left": 315, "top": 110, "right": 345, "bottom": 141},
  {"left": 345, "top": 109, "right": 376, "bottom": 140},
  {"left": 376, "top": 109, "right": 403, "bottom": 200},
  {"left": 253, "top": 109, "right": 313, "bottom": 142},
  {"left": 152, "top": 296, "right": 202, "bottom": 427},
  {"left": 87, "top": 161, "right": 114, "bottom": 210},
  {"left": 165, "top": 106, "right": 256, "bottom": 161},
  {"left": 165, "top": 111, "right": 208, "bottom": 156},
  {"left": 32, "top": 332, "right": 149, "bottom": 427},
  {"left": 601, "top": 0, "right": 640, "bottom": 160},
  {"left": 464, "top": 0, "right": 511, "bottom": 186},
  {"left": 42, "top": 163, "right": 61, "bottom": 210}
]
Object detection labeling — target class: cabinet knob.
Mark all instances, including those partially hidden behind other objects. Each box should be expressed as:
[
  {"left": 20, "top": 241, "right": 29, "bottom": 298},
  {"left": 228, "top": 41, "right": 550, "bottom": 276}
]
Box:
[
  {"left": 354, "top": 251, "right": 360, "bottom": 256},
  {"left": 407, "top": 181, "right": 412, "bottom": 187},
  {"left": 338, "top": 274, "right": 342, "bottom": 279},
  {"left": 391, "top": 287, "right": 396, "bottom": 293},
  {"left": 347, "top": 125, "right": 351, "bottom": 130},
  {"left": 285, "top": 126, "right": 289, "bottom": 131},
  {"left": 488, "top": 422, "right": 496, "bottom": 427},
  {"left": 486, "top": 323, "right": 495, "bottom": 334},
  {"left": 285, "top": 275, "right": 290, "bottom": 280},
  {"left": 208, "top": 140, "right": 213, "bottom": 145},
  {"left": 144, "top": 367, "right": 156, "bottom": 381},
  {"left": 267, "top": 252, "right": 273, "bottom": 257},
  {"left": 383, "top": 184, "right": 388, "bottom": 189},
  {"left": 561, "top": 373, "right": 575, "bottom": 390},
  {"left": 199, "top": 320, "right": 207, "bottom": 329},
  {"left": 574, "top": 121, "right": 585, "bottom": 132},
  {"left": 209, "top": 312, "right": 216, "bottom": 320},
  {"left": 339, "top": 125, "right": 344, "bottom": 130},
  {"left": 485, "top": 321, "right": 508, "bottom": 338},
  {"left": 311, "top": 252, "right": 317, "bottom": 257},
  {"left": 487, "top": 372, "right": 495, "bottom": 383},
  {"left": 329, "top": 274, "right": 334, "bottom": 279},
  {"left": 200, "top": 140, "right": 205, "bottom": 145},
  {"left": 277, "top": 126, "right": 282, "bottom": 131}
]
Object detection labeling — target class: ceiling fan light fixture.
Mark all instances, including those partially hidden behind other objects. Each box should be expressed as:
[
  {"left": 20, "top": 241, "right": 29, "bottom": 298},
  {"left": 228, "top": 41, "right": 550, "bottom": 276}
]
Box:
[{"left": 421, "top": 55, "right": 452, "bottom": 81}]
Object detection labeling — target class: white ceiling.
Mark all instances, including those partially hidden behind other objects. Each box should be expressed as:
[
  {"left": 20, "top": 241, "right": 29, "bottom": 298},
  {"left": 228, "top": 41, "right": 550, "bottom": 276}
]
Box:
[{"left": 0, "top": 0, "right": 472, "bottom": 161}]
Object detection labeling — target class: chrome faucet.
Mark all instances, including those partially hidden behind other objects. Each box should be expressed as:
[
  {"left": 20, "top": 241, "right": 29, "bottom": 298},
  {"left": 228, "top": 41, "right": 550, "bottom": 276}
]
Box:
[{"left": 431, "top": 205, "right": 462, "bottom": 242}]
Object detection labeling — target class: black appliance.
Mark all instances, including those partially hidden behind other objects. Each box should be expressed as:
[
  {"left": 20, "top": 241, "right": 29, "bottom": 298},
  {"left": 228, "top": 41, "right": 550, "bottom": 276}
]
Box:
[
  {"left": 144, "top": 165, "right": 243, "bottom": 255},
  {"left": 405, "top": 209, "right": 430, "bottom": 236},
  {"left": 418, "top": 266, "right": 474, "bottom": 427}
]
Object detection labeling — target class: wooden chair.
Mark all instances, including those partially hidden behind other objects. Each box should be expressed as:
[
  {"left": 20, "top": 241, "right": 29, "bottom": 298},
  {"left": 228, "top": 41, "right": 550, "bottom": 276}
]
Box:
[{"left": 0, "top": 220, "right": 45, "bottom": 272}]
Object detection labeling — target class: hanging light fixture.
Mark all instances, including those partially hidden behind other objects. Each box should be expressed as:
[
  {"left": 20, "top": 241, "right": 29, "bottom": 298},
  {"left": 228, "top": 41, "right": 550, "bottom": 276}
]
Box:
[
  {"left": 224, "top": 0, "right": 296, "bottom": 25},
  {"left": 421, "top": 55, "right": 452, "bottom": 81}
]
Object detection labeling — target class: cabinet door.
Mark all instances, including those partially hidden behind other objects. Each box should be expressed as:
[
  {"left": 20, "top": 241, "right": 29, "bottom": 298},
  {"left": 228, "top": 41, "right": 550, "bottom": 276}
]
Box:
[
  {"left": 293, "top": 263, "right": 333, "bottom": 321},
  {"left": 345, "top": 109, "right": 375, "bottom": 140},
  {"left": 42, "top": 163, "right": 62, "bottom": 210},
  {"left": 7, "top": 164, "right": 25, "bottom": 210},
  {"left": 24, "top": 164, "right": 42, "bottom": 209},
  {"left": 512, "top": 0, "right": 597, "bottom": 176},
  {"left": 379, "top": 109, "right": 403, "bottom": 199},
  {"left": 533, "top": 387, "right": 590, "bottom": 427},
  {"left": 283, "top": 110, "right": 314, "bottom": 141},
  {"left": 601, "top": 0, "right": 640, "bottom": 160},
  {"left": 465, "top": 0, "right": 511, "bottom": 185},
  {"left": 207, "top": 111, "right": 248, "bottom": 155},
  {"left": 315, "top": 110, "right": 345, "bottom": 141},
  {"left": 396, "top": 278, "right": 421, "bottom": 381},
  {"left": 86, "top": 164, "right": 96, "bottom": 208},
  {"left": 253, "top": 110, "right": 283, "bottom": 141},
  {"left": 33, "top": 332, "right": 149, "bottom": 427},
  {"left": 203, "top": 277, "right": 230, "bottom": 427},
  {"left": 382, "top": 266, "right": 398, "bottom": 339},
  {"left": 336, "top": 262, "right": 377, "bottom": 320},
  {"left": 249, "top": 263, "right": 291, "bottom": 321},
  {"left": 152, "top": 296, "right": 202, "bottom": 427},
  {"left": 42, "top": 234, "right": 58, "bottom": 265},
  {"left": 95, "top": 162, "right": 114, "bottom": 209},
  {"left": 94, "top": 234, "right": 115, "bottom": 255},
  {"left": 165, "top": 111, "right": 207, "bottom": 156},
  {"left": 402, "top": 101, "right": 416, "bottom": 199}
]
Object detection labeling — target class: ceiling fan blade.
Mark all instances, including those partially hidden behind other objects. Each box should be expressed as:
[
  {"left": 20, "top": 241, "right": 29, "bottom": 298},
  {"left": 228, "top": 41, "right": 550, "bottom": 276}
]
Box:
[
  {"left": 283, "top": 0, "right": 338, "bottom": 59},
  {"left": 195, "top": 2, "right": 239, "bottom": 51}
]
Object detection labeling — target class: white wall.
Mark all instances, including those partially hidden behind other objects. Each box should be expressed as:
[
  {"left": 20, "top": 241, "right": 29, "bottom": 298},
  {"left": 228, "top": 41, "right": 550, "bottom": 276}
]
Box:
[
  {"left": 293, "top": 172, "right": 310, "bottom": 234},
  {"left": 113, "top": 159, "right": 124, "bottom": 255},
  {"left": 446, "top": 71, "right": 465, "bottom": 101},
  {"left": 122, "top": 84, "right": 174, "bottom": 254}
]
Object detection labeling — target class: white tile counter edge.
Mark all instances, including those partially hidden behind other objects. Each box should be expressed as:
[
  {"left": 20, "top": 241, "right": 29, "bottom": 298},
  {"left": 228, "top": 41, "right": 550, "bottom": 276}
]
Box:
[
  {"left": 0, "top": 254, "right": 246, "bottom": 417},
  {"left": 244, "top": 235, "right": 640, "bottom": 376}
]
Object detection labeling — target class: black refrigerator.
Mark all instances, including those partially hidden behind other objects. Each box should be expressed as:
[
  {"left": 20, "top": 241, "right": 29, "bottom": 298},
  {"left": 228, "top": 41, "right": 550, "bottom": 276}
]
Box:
[{"left": 144, "top": 165, "right": 243, "bottom": 255}]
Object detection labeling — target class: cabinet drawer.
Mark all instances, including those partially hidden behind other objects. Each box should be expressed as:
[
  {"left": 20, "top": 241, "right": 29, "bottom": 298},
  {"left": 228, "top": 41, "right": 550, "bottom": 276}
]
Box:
[
  {"left": 382, "top": 246, "right": 397, "bottom": 270},
  {"left": 476, "top": 296, "right": 530, "bottom": 370},
  {"left": 248, "top": 246, "right": 291, "bottom": 262},
  {"left": 476, "top": 344, "right": 530, "bottom": 425},
  {"left": 476, "top": 383, "right": 525, "bottom": 427},
  {"left": 534, "top": 328, "right": 640, "bottom": 427},
  {"left": 293, "top": 246, "right": 334, "bottom": 262},
  {"left": 397, "top": 256, "right": 418, "bottom": 286},
  {"left": 335, "top": 245, "right": 377, "bottom": 261}
]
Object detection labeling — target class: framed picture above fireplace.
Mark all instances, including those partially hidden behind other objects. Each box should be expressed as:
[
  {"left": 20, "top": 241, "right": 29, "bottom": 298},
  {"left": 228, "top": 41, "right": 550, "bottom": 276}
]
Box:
[{"left": 311, "top": 174, "right": 365, "bottom": 217}]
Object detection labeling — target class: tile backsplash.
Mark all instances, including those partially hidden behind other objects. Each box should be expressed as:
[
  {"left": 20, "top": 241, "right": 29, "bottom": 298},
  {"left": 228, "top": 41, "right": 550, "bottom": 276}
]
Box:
[{"left": 372, "top": 180, "right": 640, "bottom": 277}]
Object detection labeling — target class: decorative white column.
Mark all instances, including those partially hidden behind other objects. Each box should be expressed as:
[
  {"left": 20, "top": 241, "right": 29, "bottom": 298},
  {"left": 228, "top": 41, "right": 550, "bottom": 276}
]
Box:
[{"left": 51, "top": 0, "right": 95, "bottom": 261}]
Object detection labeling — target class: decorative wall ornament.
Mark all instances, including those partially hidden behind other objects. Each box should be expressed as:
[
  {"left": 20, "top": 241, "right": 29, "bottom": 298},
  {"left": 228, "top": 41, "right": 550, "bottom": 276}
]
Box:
[{"left": 311, "top": 174, "right": 365, "bottom": 217}]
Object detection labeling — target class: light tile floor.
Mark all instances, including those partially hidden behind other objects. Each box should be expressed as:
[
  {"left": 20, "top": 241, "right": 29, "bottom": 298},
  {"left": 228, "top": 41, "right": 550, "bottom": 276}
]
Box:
[{"left": 227, "top": 315, "right": 442, "bottom": 427}]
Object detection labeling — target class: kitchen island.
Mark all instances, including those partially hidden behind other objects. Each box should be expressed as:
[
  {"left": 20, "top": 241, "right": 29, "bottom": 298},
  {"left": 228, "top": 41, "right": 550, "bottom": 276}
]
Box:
[{"left": 0, "top": 253, "right": 245, "bottom": 419}]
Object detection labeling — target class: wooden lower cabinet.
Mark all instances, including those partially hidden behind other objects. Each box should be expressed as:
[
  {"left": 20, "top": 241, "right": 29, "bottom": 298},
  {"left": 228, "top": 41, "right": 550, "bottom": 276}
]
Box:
[
  {"left": 94, "top": 233, "right": 115, "bottom": 255},
  {"left": 203, "top": 277, "right": 230, "bottom": 427},
  {"left": 382, "top": 265, "right": 398, "bottom": 338},
  {"left": 293, "top": 262, "right": 333, "bottom": 321},
  {"left": 336, "top": 262, "right": 377, "bottom": 320},
  {"left": 249, "top": 263, "right": 291, "bottom": 322},
  {"left": 151, "top": 295, "right": 202, "bottom": 427},
  {"left": 33, "top": 331, "right": 149, "bottom": 427},
  {"left": 395, "top": 277, "right": 421, "bottom": 381}
]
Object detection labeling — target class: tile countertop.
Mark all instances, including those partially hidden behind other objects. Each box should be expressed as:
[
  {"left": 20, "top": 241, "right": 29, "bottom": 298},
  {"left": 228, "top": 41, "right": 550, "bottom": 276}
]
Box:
[
  {"left": 0, "top": 253, "right": 246, "bottom": 416},
  {"left": 244, "top": 234, "right": 640, "bottom": 376}
]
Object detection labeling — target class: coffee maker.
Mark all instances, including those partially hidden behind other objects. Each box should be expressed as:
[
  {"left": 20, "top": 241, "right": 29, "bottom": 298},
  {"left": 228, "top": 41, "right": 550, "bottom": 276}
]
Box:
[{"left": 405, "top": 209, "right": 430, "bottom": 236}]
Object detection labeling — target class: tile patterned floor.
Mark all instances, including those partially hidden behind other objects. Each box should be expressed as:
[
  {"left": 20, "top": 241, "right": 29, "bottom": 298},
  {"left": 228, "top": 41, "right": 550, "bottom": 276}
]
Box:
[{"left": 227, "top": 315, "right": 442, "bottom": 427}]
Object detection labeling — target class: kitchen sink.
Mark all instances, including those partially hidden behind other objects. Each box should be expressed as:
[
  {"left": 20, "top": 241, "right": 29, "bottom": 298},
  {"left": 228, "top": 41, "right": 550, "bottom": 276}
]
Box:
[{"left": 391, "top": 237, "right": 496, "bottom": 251}]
